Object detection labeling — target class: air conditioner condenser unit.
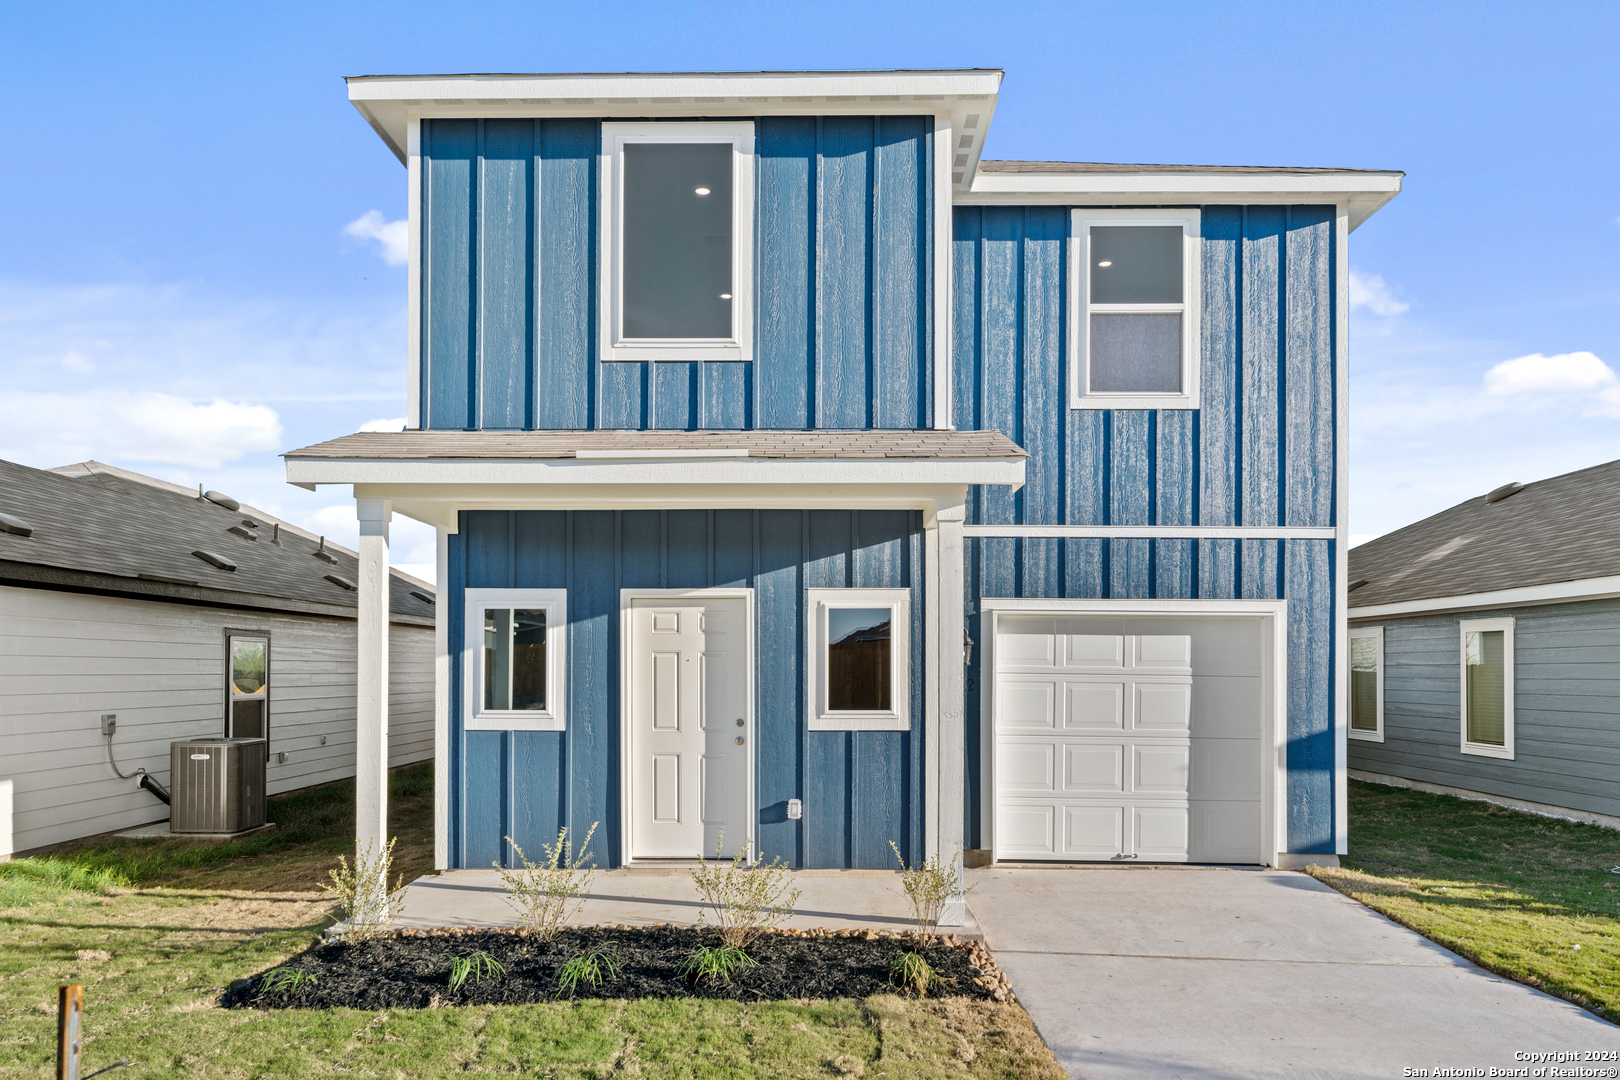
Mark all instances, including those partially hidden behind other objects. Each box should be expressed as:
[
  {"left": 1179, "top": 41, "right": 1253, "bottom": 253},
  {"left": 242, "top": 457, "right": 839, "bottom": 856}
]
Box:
[{"left": 169, "top": 738, "right": 267, "bottom": 834}]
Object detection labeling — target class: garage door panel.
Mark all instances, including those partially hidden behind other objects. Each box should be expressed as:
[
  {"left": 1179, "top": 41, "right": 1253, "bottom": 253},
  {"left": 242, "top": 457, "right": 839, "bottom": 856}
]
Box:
[
  {"left": 997, "top": 619, "right": 1059, "bottom": 668},
  {"left": 1192, "top": 675, "right": 1263, "bottom": 738},
  {"left": 1134, "top": 634, "right": 1192, "bottom": 671},
  {"left": 998, "top": 804, "right": 1056, "bottom": 858},
  {"left": 1063, "top": 744, "right": 1124, "bottom": 793},
  {"left": 1064, "top": 682, "right": 1125, "bottom": 730},
  {"left": 1062, "top": 805, "right": 1124, "bottom": 858},
  {"left": 998, "top": 741, "right": 1056, "bottom": 793},
  {"left": 1133, "top": 744, "right": 1190, "bottom": 793},
  {"left": 1133, "top": 806, "right": 1190, "bottom": 859},
  {"left": 1190, "top": 738, "right": 1261, "bottom": 800},
  {"left": 1063, "top": 632, "right": 1126, "bottom": 669},
  {"left": 1191, "top": 801, "right": 1261, "bottom": 862},
  {"left": 1134, "top": 681, "right": 1193, "bottom": 732},
  {"left": 998, "top": 680, "right": 1058, "bottom": 731},
  {"left": 1192, "top": 619, "right": 1263, "bottom": 675}
]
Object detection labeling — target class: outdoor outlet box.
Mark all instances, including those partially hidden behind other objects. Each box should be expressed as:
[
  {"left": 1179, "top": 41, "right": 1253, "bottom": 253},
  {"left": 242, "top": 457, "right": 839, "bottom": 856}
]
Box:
[
  {"left": 277, "top": 752, "right": 288, "bottom": 764},
  {"left": 100, "top": 714, "right": 116, "bottom": 736},
  {"left": 319, "top": 736, "right": 327, "bottom": 745},
  {"left": 787, "top": 799, "right": 803, "bottom": 820}
]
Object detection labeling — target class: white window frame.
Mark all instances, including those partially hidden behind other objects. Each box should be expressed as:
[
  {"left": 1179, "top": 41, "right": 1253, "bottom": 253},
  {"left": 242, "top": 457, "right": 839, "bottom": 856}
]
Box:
[
  {"left": 1348, "top": 625, "right": 1384, "bottom": 743},
  {"left": 464, "top": 588, "right": 567, "bottom": 732},
  {"left": 599, "top": 121, "right": 755, "bottom": 363},
  {"left": 807, "top": 587, "right": 911, "bottom": 732},
  {"left": 1068, "top": 207, "right": 1202, "bottom": 410},
  {"left": 1459, "top": 616, "right": 1514, "bottom": 760}
]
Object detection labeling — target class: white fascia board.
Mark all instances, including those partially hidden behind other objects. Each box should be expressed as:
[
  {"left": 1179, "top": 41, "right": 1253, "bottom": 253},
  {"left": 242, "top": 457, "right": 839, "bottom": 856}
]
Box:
[
  {"left": 958, "top": 172, "right": 1402, "bottom": 231},
  {"left": 1349, "top": 575, "right": 1620, "bottom": 620},
  {"left": 287, "top": 456, "right": 1023, "bottom": 489},
  {"left": 348, "top": 71, "right": 1004, "bottom": 175}
]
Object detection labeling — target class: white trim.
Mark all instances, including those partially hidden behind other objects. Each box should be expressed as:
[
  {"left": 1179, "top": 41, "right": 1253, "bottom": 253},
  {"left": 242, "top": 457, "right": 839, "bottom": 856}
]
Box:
[
  {"left": 406, "top": 116, "right": 422, "bottom": 430},
  {"left": 1459, "top": 616, "right": 1515, "bottom": 760},
  {"left": 978, "top": 597, "right": 1288, "bottom": 867},
  {"left": 932, "top": 113, "right": 954, "bottom": 430},
  {"left": 599, "top": 122, "right": 755, "bottom": 363},
  {"left": 923, "top": 517, "right": 941, "bottom": 858},
  {"left": 618, "top": 587, "right": 756, "bottom": 865},
  {"left": 1347, "top": 625, "right": 1383, "bottom": 743},
  {"left": 433, "top": 528, "right": 449, "bottom": 870},
  {"left": 806, "top": 588, "right": 912, "bottom": 731},
  {"left": 1333, "top": 205, "right": 1350, "bottom": 854},
  {"left": 1068, "top": 209, "right": 1202, "bottom": 410},
  {"left": 1350, "top": 574, "right": 1620, "bottom": 619},
  {"left": 963, "top": 524, "right": 1335, "bottom": 540},
  {"left": 462, "top": 588, "right": 568, "bottom": 731}
]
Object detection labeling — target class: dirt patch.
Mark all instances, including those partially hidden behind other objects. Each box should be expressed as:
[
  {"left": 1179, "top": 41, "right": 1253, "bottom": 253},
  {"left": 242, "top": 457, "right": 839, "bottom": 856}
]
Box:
[{"left": 227, "top": 926, "right": 1014, "bottom": 1010}]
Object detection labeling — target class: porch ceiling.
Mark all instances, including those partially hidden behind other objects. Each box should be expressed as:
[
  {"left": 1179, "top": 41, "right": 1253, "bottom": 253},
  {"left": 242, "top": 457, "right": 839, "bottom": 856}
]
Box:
[{"left": 284, "top": 429, "right": 1027, "bottom": 530}]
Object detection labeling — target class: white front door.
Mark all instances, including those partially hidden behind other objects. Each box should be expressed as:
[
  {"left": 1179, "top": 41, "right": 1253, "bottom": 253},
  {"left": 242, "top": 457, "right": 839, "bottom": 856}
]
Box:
[
  {"left": 628, "top": 595, "right": 749, "bottom": 860},
  {"left": 993, "top": 615, "right": 1265, "bottom": 863}
]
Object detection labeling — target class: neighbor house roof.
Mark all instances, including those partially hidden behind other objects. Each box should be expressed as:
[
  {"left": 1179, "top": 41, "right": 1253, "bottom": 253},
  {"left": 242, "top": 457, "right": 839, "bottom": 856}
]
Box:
[
  {"left": 284, "top": 429, "right": 1028, "bottom": 461},
  {"left": 1348, "top": 458, "right": 1620, "bottom": 616},
  {"left": 0, "top": 458, "right": 434, "bottom": 625}
]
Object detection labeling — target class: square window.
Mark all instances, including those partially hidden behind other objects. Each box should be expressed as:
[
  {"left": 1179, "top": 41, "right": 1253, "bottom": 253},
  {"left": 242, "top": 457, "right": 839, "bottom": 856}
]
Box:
[
  {"left": 808, "top": 589, "right": 910, "bottom": 731},
  {"left": 1348, "top": 627, "right": 1383, "bottom": 742},
  {"left": 465, "top": 589, "right": 567, "bottom": 731},
  {"left": 602, "top": 122, "right": 755, "bottom": 362},
  {"left": 1459, "top": 617, "right": 1514, "bottom": 759},
  {"left": 1070, "top": 209, "right": 1201, "bottom": 409},
  {"left": 226, "top": 634, "right": 269, "bottom": 742}
]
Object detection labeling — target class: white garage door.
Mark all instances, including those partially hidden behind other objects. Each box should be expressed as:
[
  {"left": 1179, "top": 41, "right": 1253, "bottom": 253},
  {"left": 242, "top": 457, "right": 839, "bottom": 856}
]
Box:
[{"left": 993, "top": 615, "right": 1266, "bottom": 863}]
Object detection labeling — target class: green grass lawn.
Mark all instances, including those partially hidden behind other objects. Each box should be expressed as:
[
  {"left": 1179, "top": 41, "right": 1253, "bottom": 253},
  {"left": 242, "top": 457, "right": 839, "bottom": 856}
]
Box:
[
  {"left": 0, "top": 765, "right": 1064, "bottom": 1079},
  {"left": 1311, "top": 779, "right": 1620, "bottom": 1023}
]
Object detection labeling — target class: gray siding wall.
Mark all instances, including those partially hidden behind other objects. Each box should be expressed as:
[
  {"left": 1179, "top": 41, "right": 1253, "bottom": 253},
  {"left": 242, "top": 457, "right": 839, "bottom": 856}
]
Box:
[
  {"left": 1350, "top": 598, "right": 1620, "bottom": 818},
  {"left": 1, "top": 585, "right": 434, "bottom": 852}
]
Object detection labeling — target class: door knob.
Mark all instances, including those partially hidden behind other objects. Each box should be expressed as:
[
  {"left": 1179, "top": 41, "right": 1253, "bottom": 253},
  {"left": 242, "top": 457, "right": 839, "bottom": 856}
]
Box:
[{"left": 734, "top": 736, "right": 745, "bottom": 745}]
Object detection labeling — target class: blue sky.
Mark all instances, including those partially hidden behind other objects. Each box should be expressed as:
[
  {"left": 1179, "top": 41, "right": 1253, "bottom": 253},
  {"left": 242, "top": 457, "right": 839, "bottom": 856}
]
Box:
[{"left": 3, "top": 1, "right": 1617, "bottom": 579}]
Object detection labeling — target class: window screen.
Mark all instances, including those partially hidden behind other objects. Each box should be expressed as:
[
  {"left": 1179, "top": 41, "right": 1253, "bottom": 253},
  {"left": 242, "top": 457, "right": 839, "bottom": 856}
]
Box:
[
  {"left": 622, "top": 142, "right": 733, "bottom": 340},
  {"left": 484, "top": 609, "right": 548, "bottom": 712},
  {"left": 1465, "top": 629, "right": 1506, "bottom": 746},
  {"left": 228, "top": 636, "right": 268, "bottom": 740},
  {"left": 827, "top": 607, "right": 891, "bottom": 712},
  {"left": 1350, "top": 635, "right": 1379, "bottom": 732}
]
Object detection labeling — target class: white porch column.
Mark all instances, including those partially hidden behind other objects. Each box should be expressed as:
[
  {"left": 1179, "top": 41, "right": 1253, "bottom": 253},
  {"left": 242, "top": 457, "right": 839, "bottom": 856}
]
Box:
[
  {"left": 355, "top": 496, "right": 392, "bottom": 857},
  {"left": 936, "top": 498, "right": 968, "bottom": 924}
]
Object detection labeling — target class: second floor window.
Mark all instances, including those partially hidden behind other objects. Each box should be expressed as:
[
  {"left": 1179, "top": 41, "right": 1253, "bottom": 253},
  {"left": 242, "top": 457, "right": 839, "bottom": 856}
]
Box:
[
  {"left": 1070, "top": 208, "right": 1201, "bottom": 410},
  {"left": 602, "top": 122, "right": 755, "bottom": 363}
]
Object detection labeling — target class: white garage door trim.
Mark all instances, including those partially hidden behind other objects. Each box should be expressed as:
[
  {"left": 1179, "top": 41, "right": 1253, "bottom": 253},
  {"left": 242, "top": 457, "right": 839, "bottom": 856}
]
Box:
[{"left": 980, "top": 598, "right": 1287, "bottom": 867}]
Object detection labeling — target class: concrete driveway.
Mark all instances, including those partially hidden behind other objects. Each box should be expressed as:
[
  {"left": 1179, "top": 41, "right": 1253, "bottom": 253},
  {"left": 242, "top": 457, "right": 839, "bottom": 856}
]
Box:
[{"left": 967, "top": 866, "right": 1617, "bottom": 1079}]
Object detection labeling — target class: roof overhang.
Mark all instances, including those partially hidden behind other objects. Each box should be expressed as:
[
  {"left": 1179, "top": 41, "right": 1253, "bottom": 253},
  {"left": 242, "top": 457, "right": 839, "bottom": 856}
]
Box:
[
  {"left": 347, "top": 69, "right": 1003, "bottom": 192},
  {"left": 959, "top": 168, "right": 1403, "bottom": 231},
  {"left": 1349, "top": 574, "right": 1620, "bottom": 620}
]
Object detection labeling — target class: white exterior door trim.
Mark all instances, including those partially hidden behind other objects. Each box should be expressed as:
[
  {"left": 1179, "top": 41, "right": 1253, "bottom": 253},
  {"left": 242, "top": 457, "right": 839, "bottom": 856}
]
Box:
[
  {"left": 979, "top": 598, "right": 1287, "bottom": 867},
  {"left": 619, "top": 587, "right": 756, "bottom": 865}
]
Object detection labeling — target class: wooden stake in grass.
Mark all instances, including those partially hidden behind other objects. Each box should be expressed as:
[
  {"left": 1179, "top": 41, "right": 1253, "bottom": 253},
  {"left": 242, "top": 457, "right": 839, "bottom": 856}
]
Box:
[{"left": 58, "top": 984, "right": 80, "bottom": 1080}]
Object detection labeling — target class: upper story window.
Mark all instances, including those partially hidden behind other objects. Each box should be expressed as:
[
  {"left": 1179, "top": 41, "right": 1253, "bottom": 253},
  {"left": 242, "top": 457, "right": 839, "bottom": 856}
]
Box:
[
  {"left": 226, "top": 633, "right": 269, "bottom": 741},
  {"left": 601, "top": 122, "right": 755, "bottom": 363},
  {"left": 465, "top": 588, "right": 568, "bottom": 731},
  {"left": 1459, "top": 617, "right": 1514, "bottom": 760},
  {"left": 1069, "top": 209, "right": 1201, "bottom": 410},
  {"left": 1348, "top": 626, "right": 1384, "bottom": 742}
]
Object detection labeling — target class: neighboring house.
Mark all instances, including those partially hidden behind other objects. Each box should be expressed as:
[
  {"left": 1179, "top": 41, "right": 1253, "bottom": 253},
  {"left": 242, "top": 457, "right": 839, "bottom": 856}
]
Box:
[
  {"left": 1347, "top": 461, "right": 1620, "bottom": 828},
  {"left": 0, "top": 458, "right": 436, "bottom": 854},
  {"left": 284, "top": 68, "right": 1401, "bottom": 888}
]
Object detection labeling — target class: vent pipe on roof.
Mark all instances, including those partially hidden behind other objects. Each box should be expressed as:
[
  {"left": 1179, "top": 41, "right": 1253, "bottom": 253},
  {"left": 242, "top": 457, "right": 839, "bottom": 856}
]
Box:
[
  {"left": 272, "top": 523, "right": 281, "bottom": 545},
  {"left": 1484, "top": 482, "right": 1523, "bottom": 504},
  {"left": 314, "top": 536, "right": 337, "bottom": 564}
]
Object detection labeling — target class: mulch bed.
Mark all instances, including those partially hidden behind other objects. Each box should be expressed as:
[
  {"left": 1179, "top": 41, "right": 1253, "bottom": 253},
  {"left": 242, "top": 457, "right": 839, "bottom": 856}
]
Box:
[{"left": 225, "top": 925, "right": 1014, "bottom": 1010}]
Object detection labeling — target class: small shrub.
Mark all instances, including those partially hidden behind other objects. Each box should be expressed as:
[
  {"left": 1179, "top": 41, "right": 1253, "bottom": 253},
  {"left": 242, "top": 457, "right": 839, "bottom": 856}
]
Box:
[
  {"left": 682, "top": 943, "right": 757, "bottom": 985},
  {"left": 889, "top": 841, "right": 962, "bottom": 937},
  {"left": 447, "top": 950, "right": 505, "bottom": 993},
  {"left": 889, "top": 950, "right": 955, "bottom": 997},
  {"left": 322, "top": 837, "right": 408, "bottom": 940},
  {"left": 554, "top": 944, "right": 623, "bottom": 997},
  {"left": 689, "top": 829, "right": 801, "bottom": 950},
  {"left": 497, "top": 822, "right": 598, "bottom": 941},
  {"left": 257, "top": 968, "right": 318, "bottom": 997}
]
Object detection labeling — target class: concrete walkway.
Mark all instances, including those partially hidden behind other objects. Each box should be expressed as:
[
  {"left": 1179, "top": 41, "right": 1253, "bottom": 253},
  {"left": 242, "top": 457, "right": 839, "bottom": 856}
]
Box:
[
  {"left": 967, "top": 866, "right": 1617, "bottom": 1079},
  {"left": 393, "top": 867, "right": 980, "bottom": 938}
]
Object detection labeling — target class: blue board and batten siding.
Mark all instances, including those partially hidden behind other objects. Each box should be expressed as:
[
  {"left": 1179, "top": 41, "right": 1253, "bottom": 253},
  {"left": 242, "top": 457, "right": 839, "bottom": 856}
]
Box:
[
  {"left": 420, "top": 116, "right": 934, "bottom": 432},
  {"left": 952, "top": 205, "right": 1341, "bottom": 854},
  {"left": 446, "top": 509, "right": 927, "bottom": 871}
]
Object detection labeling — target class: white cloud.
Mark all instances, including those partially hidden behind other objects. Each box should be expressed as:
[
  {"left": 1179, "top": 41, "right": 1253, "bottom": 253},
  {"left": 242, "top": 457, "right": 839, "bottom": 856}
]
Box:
[
  {"left": 359, "top": 416, "right": 406, "bottom": 432},
  {"left": 1484, "top": 350, "right": 1616, "bottom": 394},
  {"left": 1348, "top": 270, "right": 1410, "bottom": 317},
  {"left": 0, "top": 390, "right": 282, "bottom": 470},
  {"left": 343, "top": 211, "right": 409, "bottom": 267},
  {"left": 60, "top": 350, "right": 93, "bottom": 373}
]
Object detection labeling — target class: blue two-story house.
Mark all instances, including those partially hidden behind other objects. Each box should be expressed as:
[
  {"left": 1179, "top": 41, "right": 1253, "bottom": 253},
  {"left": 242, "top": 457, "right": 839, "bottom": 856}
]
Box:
[{"left": 286, "top": 69, "right": 1401, "bottom": 903}]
